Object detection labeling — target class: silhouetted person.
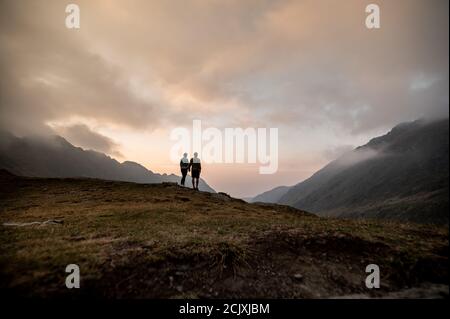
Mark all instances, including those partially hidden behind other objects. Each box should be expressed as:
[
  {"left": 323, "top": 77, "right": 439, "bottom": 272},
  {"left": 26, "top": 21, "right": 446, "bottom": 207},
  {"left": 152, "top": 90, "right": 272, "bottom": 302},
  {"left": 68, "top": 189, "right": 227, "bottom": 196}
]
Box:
[
  {"left": 180, "top": 153, "right": 190, "bottom": 186},
  {"left": 189, "top": 152, "right": 201, "bottom": 190}
]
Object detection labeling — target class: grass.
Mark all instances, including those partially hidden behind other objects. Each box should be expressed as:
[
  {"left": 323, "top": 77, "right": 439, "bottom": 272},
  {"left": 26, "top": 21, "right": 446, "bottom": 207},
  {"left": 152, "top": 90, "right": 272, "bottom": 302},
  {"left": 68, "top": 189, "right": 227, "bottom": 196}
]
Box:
[{"left": 0, "top": 174, "right": 448, "bottom": 298}]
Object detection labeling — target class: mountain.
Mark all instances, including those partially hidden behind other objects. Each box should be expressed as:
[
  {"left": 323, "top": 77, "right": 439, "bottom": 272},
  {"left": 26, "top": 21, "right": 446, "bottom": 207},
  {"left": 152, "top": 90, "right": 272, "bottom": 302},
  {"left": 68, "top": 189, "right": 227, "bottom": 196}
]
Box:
[
  {"left": 0, "top": 131, "right": 215, "bottom": 192},
  {"left": 256, "top": 119, "right": 449, "bottom": 224},
  {"left": 250, "top": 185, "right": 291, "bottom": 203}
]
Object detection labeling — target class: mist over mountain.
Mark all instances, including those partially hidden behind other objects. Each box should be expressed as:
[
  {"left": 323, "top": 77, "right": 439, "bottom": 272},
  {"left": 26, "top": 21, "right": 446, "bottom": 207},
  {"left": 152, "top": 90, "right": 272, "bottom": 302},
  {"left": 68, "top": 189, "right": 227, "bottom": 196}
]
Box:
[
  {"left": 254, "top": 118, "right": 449, "bottom": 224},
  {"left": 0, "top": 131, "right": 215, "bottom": 192}
]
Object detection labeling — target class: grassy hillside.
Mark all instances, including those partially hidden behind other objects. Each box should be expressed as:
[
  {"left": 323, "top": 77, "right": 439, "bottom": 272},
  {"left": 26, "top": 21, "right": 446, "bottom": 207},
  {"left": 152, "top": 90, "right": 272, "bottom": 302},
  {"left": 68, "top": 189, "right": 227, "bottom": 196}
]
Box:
[{"left": 0, "top": 171, "right": 448, "bottom": 298}]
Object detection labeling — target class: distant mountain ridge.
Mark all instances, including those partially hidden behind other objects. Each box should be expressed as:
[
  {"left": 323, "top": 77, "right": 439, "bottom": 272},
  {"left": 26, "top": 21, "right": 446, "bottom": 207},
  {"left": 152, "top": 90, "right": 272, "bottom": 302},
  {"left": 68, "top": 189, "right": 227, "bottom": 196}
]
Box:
[
  {"left": 0, "top": 131, "right": 215, "bottom": 192},
  {"left": 252, "top": 118, "right": 449, "bottom": 224}
]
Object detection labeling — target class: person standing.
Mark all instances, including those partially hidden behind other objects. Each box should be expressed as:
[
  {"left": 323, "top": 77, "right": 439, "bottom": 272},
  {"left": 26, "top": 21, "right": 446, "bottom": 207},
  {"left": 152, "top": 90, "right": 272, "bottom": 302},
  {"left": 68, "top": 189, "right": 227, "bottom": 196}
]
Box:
[
  {"left": 189, "top": 152, "right": 201, "bottom": 190},
  {"left": 180, "top": 153, "right": 190, "bottom": 186}
]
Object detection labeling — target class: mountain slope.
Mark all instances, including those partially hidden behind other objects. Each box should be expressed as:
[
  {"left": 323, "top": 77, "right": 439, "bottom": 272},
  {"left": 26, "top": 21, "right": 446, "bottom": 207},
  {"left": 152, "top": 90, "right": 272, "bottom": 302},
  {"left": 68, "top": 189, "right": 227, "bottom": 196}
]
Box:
[
  {"left": 250, "top": 185, "right": 291, "bottom": 203},
  {"left": 0, "top": 132, "right": 215, "bottom": 192},
  {"left": 277, "top": 119, "right": 449, "bottom": 224},
  {"left": 0, "top": 172, "right": 447, "bottom": 298}
]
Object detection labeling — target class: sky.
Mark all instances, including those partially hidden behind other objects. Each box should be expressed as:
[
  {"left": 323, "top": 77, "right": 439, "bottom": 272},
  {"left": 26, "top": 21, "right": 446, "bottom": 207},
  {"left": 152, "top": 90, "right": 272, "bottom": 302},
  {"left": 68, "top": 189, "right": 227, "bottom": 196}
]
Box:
[{"left": 0, "top": 0, "right": 448, "bottom": 197}]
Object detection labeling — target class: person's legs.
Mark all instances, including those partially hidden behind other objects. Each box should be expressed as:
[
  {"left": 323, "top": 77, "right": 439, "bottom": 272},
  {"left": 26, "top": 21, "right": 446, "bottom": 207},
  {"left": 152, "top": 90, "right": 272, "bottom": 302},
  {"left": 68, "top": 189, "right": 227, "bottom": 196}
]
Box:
[
  {"left": 181, "top": 169, "right": 187, "bottom": 186},
  {"left": 192, "top": 170, "right": 199, "bottom": 189}
]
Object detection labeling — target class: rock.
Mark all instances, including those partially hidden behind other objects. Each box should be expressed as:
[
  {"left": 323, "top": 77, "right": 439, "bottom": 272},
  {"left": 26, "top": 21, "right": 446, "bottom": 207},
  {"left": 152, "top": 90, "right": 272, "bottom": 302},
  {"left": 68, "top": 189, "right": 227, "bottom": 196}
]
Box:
[{"left": 293, "top": 273, "right": 303, "bottom": 280}]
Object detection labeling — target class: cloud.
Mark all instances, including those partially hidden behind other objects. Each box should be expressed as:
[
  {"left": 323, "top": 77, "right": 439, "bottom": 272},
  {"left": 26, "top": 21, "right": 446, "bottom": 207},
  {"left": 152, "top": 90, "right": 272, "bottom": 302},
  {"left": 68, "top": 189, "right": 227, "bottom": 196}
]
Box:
[
  {"left": 335, "top": 148, "right": 382, "bottom": 167},
  {"left": 1, "top": 0, "right": 448, "bottom": 138},
  {"left": 53, "top": 124, "right": 123, "bottom": 157},
  {"left": 0, "top": 0, "right": 162, "bottom": 136},
  {"left": 323, "top": 145, "right": 355, "bottom": 161}
]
